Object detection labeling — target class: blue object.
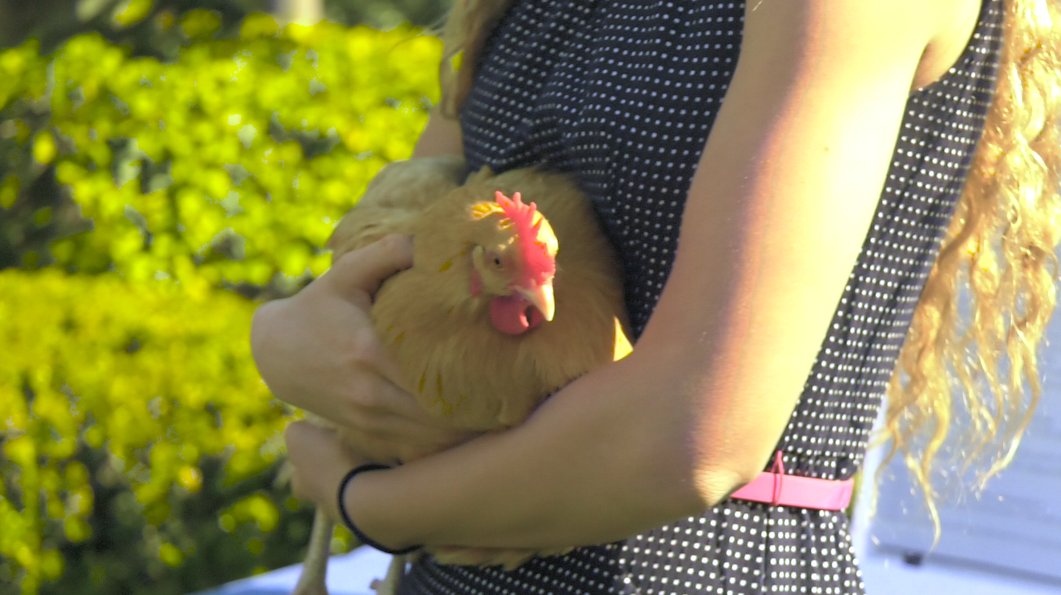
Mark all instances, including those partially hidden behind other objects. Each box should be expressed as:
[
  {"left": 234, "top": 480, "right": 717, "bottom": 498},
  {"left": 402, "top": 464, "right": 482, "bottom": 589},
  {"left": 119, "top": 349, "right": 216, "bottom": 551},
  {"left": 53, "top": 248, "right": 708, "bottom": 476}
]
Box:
[{"left": 190, "top": 547, "right": 393, "bottom": 595}]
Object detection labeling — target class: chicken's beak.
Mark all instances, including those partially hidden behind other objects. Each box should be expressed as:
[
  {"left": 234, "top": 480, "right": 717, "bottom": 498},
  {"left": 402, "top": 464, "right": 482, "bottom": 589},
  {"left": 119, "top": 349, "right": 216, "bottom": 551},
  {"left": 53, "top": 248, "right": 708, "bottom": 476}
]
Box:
[{"left": 516, "top": 281, "right": 556, "bottom": 322}]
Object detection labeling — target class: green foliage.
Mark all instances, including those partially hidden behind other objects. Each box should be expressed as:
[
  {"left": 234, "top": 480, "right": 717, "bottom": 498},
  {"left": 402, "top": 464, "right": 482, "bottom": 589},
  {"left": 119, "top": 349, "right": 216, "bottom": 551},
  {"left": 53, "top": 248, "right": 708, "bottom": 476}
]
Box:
[
  {"left": 5, "top": 12, "right": 439, "bottom": 293},
  {"left": 0, "top": 0, "right": 454, "bottom": 60},
  {"left": 324, "top": 0, "right": 451, "bottom": 30},
  {"left": 0, "top": 269, "right": 312, "bottom": 595},
  {"left": 0, "top": 11, "right": 442, "bottom": 595},
  {"left": 0, "top": 0, "right": 250, "bottom": 61}
]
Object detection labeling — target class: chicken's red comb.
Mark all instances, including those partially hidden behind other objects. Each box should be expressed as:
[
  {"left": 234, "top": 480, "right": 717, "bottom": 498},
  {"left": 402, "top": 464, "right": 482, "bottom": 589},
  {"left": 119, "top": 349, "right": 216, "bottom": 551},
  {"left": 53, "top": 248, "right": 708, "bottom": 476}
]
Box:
[{"left": 495, "top": 190, "right": 556, "bottom": 284}]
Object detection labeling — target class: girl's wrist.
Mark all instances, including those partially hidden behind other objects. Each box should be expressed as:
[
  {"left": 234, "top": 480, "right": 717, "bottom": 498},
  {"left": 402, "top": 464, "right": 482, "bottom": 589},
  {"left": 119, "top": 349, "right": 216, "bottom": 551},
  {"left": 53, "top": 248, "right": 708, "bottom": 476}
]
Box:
[
  {"left": 339, "top": 463, "right": 422, "bottom": 554},
  {"left": 341, "top": 463, "right": 422, "bottom": 552}
]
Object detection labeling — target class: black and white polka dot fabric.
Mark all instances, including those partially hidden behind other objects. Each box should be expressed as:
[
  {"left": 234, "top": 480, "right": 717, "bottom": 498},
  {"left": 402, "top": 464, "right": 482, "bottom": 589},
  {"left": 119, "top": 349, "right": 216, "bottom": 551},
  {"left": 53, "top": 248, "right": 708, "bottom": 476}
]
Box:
[{"left": 396, "top": 0, "right": 1002, "bottom": 593}]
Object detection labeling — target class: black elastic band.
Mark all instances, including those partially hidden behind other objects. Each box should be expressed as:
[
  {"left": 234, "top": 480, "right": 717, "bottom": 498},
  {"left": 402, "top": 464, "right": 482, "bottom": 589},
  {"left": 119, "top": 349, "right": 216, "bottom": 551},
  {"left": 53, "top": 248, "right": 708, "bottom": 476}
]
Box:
[{"left": 338, "top": 463, "right": 422, "bottom": 555}]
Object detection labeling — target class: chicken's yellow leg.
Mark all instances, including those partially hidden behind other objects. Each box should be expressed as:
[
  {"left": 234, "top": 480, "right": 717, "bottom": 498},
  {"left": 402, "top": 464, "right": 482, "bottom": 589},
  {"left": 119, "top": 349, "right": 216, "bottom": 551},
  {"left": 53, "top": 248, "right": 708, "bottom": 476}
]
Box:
[
  {"left": 369, "top": 555, "right": 408, "bottom": 595},
  {"left": 291, "top": 510, "right": 333, "bottom": 595}
]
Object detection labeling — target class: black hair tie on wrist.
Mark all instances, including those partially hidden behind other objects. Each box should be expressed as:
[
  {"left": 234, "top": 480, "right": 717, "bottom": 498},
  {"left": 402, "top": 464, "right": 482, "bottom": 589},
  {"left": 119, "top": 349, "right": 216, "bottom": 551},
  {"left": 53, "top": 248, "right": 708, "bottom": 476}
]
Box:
[{"left": 338, "top": 463, "right": 422, "bottom": 555}]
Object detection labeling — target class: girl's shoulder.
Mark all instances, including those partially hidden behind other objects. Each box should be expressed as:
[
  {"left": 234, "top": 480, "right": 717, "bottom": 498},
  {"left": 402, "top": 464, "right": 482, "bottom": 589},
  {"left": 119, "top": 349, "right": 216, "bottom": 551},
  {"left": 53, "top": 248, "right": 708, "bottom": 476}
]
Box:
[{"left": 911, "top": 0, "right": 988, "bottom": 92}]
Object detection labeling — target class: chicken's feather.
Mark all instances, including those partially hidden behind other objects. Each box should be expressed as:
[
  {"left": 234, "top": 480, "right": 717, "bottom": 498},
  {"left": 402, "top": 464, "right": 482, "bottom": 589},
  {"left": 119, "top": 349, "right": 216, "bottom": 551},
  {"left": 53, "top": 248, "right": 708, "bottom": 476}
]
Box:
[
  {"left": 295, "top": 158, "right": 630, "bottom": 595},
  {"left": 326, "top": 155, "right": 468, "bottom": 256},
  {"left": 366, "top": 163, "right": 630, "bottom": 430}
]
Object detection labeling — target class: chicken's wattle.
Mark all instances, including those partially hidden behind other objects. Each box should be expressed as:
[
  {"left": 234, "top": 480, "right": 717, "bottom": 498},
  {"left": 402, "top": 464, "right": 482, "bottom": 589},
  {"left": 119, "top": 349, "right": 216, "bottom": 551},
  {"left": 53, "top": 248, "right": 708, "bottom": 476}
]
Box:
[{"left": 491, "top": 295, "right": 545, "bottom": 335}]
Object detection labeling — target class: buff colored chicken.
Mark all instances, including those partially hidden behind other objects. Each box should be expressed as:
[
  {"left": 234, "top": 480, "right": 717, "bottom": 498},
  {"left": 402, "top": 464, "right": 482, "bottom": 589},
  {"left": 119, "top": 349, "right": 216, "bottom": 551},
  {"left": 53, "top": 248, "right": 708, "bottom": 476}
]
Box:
[{"left": 290, "top": 155, "right": 633, "bottom": 595}]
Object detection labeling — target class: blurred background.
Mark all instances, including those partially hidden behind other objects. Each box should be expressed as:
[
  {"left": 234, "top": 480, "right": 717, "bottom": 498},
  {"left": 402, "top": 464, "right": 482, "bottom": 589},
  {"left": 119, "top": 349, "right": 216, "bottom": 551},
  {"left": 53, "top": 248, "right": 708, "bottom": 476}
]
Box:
[
  {"left": 3, "top": 2, "right": 1061, "bottom": 595},
  {"left": 0, "top": 1, "right": 451, "bottom": 594}
]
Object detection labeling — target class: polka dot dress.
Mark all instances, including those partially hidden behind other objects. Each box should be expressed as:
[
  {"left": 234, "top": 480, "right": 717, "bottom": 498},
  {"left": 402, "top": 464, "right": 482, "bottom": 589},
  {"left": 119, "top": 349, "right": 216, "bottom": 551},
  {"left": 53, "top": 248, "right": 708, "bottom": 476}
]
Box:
[{"left": 396, "top": 1, "right": 1003, "bottom": 593}]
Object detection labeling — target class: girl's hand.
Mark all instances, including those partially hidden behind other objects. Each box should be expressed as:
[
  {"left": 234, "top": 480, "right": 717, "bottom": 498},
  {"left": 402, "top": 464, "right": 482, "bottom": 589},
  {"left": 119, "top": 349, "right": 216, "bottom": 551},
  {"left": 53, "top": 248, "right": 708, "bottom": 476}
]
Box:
[
  {"left": 285, "top": 421, "right": 544, "bottom": 570},
  {"left": 426, "top": 545, "right": 539, "bottom": 571},
  {"left": 251, "top": 234, "right": 480, "bottom": 465},
  {"left": 285, "top": 420, "right": 373, "bottom": 527}
]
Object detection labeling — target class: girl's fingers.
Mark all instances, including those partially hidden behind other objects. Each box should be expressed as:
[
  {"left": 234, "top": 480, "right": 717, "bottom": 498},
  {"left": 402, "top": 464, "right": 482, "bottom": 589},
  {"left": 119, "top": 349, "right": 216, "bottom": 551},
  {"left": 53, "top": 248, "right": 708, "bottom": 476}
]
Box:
[
  {"left": 427, "top": 546, "right": 488, "bottom": 566},
  {"left": 500, "top": 550, "right": 537, "bottom": 571},
  {"left": 284, "top": 421, "right": 369, "bottom": 517},
  {"left": 427, "top": 546, "right": 539, "bottom": 569},
  {"left": 338, "top": 372, "right": 482, "bottom": 462},
  {"left": 327, "top": 234, "right": 414, "bottom": 305}
]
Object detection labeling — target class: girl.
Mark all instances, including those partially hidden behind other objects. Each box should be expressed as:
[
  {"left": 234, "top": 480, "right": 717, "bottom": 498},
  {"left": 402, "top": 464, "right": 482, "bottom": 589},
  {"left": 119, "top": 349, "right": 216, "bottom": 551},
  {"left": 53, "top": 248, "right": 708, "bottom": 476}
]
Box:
[{"left": 252, "top": 0, "right": 1061, "bottom": 593}]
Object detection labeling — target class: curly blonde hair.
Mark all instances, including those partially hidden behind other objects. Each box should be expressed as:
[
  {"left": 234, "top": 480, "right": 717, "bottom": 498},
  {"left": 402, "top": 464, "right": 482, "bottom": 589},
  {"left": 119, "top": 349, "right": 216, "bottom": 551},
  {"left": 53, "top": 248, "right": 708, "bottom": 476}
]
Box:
[
  {"left": 432, "top": 0, "right": 514, "bottom": 119},
  {"left": 882, "top": 0, "right": 1061, "bottom": 541},
  {"left": 431, "top": 0, "right": 1061, "bottom": 541}
]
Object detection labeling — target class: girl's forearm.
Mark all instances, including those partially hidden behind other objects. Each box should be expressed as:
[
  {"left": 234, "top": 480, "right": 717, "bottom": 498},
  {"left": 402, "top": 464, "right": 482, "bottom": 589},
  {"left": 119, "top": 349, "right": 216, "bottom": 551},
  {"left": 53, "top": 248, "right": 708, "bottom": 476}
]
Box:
[{"left": 344, "top": 347, "right": 741, "bottom": 550}]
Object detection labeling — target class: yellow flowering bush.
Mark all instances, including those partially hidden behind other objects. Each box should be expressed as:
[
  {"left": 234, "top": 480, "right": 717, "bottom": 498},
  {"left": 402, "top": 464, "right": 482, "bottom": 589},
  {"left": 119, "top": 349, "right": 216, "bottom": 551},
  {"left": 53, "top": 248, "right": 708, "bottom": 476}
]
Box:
[
  {"left": 9, "top": 11, "right": 439, "bottom": 290},
  {"left": 0, "top": 270, "right": 288, "bottom": 594},
  {"left": 0, "top": 10, "right": 441, "bottom": 595}
]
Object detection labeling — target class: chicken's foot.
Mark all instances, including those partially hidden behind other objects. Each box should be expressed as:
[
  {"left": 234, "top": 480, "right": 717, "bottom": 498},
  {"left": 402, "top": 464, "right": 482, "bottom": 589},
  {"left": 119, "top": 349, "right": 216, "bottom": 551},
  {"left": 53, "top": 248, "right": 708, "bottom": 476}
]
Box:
[
  {"left": 291, "top": 510, "right": 333, "bottom": 595},
  {"left": 369, "top": 555, "right": 408, "bottom": 595}
]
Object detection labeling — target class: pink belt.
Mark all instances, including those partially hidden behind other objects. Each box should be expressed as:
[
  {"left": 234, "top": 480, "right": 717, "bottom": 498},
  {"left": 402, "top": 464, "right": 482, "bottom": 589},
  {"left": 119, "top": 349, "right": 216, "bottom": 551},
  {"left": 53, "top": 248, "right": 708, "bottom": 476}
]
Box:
[{"left": 728, "top": 451, "right": 854, "bottom": 511}]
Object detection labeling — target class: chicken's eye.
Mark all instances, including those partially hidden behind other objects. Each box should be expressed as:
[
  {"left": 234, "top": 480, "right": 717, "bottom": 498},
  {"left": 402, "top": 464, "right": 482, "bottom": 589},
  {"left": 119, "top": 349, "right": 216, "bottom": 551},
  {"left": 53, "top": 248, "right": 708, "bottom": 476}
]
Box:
[{"left": 493, "top": 257, "right": 502, "bottom": 266}]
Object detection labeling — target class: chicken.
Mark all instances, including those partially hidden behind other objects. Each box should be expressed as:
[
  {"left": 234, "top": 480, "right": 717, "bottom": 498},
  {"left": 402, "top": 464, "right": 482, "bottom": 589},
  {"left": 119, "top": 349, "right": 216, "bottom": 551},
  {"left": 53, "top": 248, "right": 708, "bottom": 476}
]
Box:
[{"left": 290, "top": 156, "right": 633, "bottom": 595}]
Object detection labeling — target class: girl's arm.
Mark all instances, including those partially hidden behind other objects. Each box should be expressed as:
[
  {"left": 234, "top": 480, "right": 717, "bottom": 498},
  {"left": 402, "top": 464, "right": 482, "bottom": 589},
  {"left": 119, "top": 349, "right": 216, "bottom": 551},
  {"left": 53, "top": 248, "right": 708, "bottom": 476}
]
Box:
[
  {"left": 319, "top": 0, "right": 943, "bottom": 551},
  {"left": 411, "top": 107, "right": 463, "bottom": 158}
]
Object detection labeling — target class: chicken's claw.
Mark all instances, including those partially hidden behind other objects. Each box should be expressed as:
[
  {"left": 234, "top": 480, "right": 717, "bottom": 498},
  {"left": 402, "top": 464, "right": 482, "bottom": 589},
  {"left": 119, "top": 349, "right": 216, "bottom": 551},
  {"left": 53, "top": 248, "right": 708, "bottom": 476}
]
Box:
[
  {"left": 290, "top": 581, "right": 329, "bottom": 595},
  {"left": 369, "top": 555, "right": 406, "bottom": 595}
]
